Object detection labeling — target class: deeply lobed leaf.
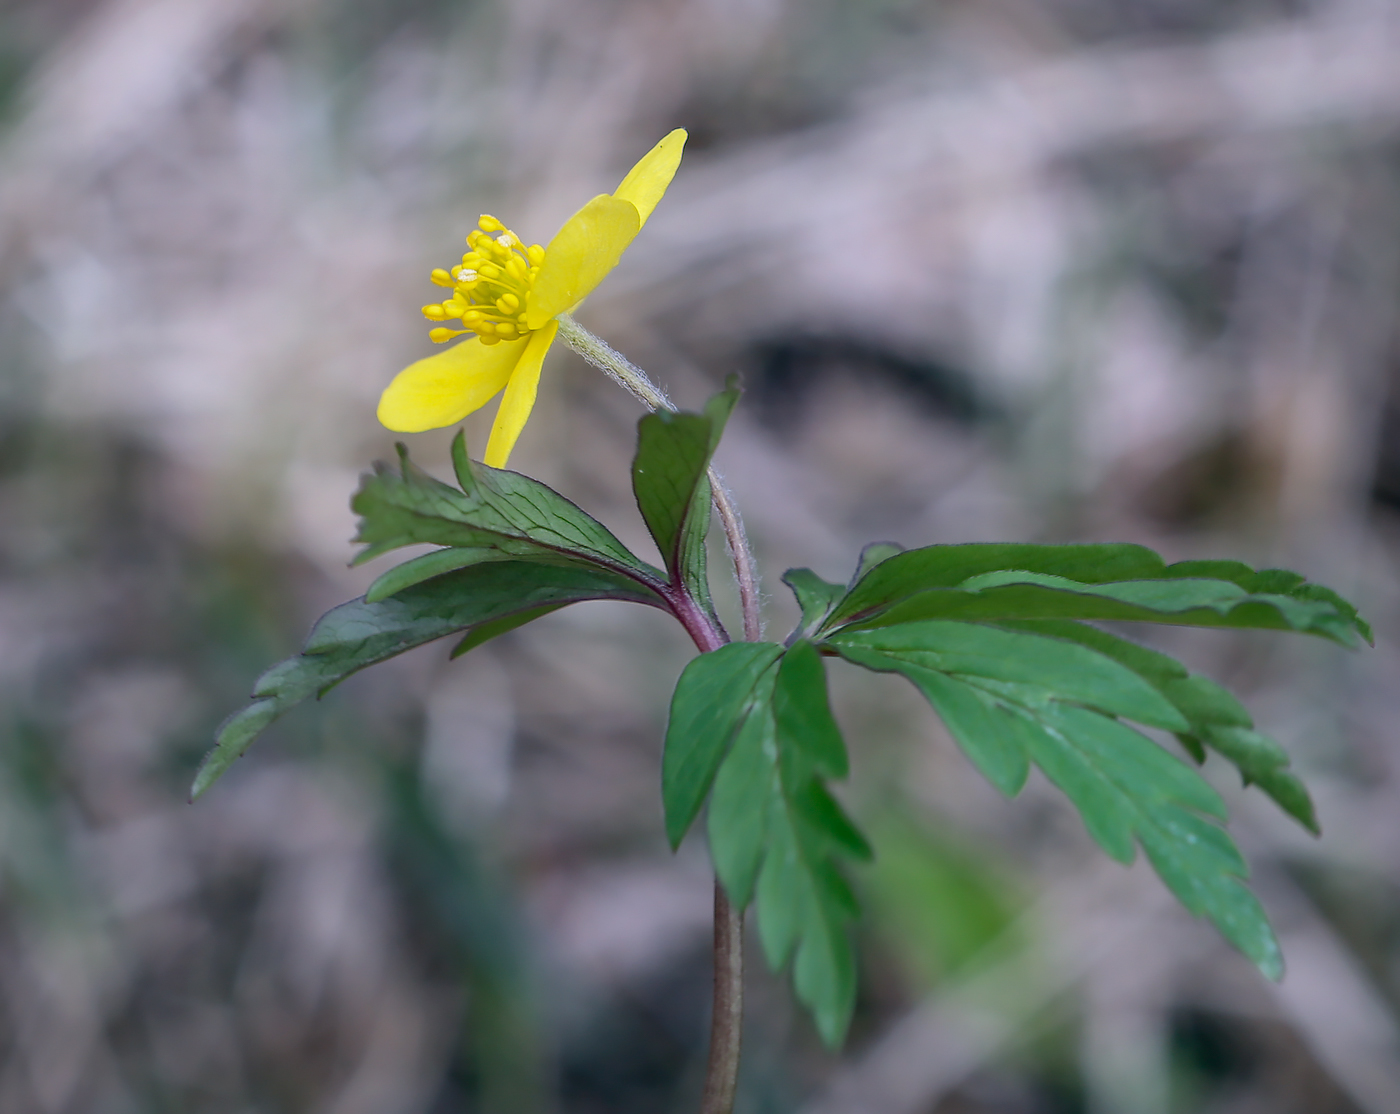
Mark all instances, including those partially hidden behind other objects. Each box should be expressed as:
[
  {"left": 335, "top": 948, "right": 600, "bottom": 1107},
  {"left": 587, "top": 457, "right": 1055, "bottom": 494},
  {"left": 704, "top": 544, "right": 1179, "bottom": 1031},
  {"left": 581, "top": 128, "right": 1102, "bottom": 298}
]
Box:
[
  {"left": 778, "top": 541, "right": 1367, "bottom": 982},
  {"left": 195, "top": 561, "right": 665, "bottom": 799},
  {"left": 832, "top": 632, "right": 1281, "bottom": 977}
]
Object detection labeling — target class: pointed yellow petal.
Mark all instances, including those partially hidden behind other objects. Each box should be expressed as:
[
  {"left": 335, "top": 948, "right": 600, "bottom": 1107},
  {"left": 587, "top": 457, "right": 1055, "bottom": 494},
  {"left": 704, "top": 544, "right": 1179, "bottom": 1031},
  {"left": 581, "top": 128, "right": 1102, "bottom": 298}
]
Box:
[
  {"left": 523, "top": 195, "right": 641, "bottom": 330},
  {"left": 483, "top": 320, "right": 558, "bottom": 467},
  {"left": 612, "top": 128, "right": 686, "bottom": 227},
  {"left": 377, "top": 336, "right": 524, "bottom": 432}
]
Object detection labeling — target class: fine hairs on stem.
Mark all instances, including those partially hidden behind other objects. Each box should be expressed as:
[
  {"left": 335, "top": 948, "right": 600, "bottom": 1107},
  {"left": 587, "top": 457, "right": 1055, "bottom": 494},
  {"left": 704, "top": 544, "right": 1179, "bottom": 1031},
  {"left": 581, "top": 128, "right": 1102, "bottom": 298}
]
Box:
[{"left": 557, "top": 312, "right": 757, "bottom": 1114}]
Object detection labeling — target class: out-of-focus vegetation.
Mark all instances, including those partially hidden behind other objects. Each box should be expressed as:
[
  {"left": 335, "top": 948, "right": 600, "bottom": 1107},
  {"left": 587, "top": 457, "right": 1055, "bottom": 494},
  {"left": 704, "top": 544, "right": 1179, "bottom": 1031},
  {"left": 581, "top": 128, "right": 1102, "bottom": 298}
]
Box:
[{"left": 0, "top": 0, "right": 1398, "bottom": 1111}]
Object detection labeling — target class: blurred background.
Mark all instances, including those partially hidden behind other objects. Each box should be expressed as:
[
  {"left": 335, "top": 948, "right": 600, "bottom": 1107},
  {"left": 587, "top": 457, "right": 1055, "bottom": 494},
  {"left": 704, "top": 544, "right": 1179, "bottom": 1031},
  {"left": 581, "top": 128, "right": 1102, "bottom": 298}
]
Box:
[{"left": 1, "top": 0, "right": 1398, "bottom": 1111}]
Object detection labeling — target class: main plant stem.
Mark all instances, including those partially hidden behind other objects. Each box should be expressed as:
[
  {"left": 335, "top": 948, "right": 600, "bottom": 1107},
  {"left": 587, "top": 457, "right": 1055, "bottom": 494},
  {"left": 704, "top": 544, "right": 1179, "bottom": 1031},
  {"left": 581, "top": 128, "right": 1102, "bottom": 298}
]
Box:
[{"left": 558, "top": 313, "right": 757, "bottom": 1112}]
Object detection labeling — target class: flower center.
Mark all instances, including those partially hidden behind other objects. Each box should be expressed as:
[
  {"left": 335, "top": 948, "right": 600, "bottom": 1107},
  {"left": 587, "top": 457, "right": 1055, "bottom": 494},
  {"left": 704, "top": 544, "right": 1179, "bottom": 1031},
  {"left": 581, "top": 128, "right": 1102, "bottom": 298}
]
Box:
[{"left": 420, "top": 215, "right": 546, "bottom": 346}]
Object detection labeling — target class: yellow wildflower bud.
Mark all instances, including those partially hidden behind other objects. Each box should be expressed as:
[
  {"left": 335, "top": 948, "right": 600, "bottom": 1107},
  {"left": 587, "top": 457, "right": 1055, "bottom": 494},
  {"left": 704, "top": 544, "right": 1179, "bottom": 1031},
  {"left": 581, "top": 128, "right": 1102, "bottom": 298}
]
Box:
[
  {"left": 429, "top": 327, "right": 466, "bottom": 343},
  {"left": 430, "top": 269, "right": 454, "bottom": 287},
  {"left": 422, "top": 304, "right": 448, "bottom": 320}
]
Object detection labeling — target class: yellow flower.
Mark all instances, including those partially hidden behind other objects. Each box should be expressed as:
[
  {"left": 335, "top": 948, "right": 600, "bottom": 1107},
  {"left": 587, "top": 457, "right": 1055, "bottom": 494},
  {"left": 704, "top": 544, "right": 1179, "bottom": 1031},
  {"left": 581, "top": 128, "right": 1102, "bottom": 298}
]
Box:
[{"left": 377, "top": 129, "right": 687, "bottom": 467}]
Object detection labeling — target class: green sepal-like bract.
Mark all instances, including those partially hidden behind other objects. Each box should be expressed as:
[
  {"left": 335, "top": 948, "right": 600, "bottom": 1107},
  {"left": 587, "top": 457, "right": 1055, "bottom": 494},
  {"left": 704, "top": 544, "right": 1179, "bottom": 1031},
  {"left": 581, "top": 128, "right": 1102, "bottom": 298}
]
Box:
[{"left": 632, "top": 378, "right": 740, "bottom": 614}]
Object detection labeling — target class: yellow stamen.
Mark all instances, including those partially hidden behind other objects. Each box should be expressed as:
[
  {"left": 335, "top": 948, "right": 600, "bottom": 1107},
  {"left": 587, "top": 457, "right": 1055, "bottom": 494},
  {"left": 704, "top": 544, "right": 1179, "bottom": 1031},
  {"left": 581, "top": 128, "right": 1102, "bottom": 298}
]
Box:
[{"left": 423, "top": 215, "right": 544, "bottom": 345}]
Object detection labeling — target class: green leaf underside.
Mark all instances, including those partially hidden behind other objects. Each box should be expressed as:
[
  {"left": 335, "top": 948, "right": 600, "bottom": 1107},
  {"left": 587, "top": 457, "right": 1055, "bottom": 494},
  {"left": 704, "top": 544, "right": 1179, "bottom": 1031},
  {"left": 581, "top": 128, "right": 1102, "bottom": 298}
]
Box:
[
  {"left": 991, "top": 618, "right": 1318, "bottom": 832},
  {"left": 662, "top": 641, "right": 784, "bottom": 848},
  {"left": 194, "top": 562, "right": 665, "bottom": 800},
  {"left": 352, "top": 435, "right": 663, "bottom": 587},
  {"left": 366, "top": 547, "right": 512, "bottom": 603},
  {"left": 704, "top": 641, "right": 869, "bottom": 1046},
  {"left": 632, "top": 385, "right": 740, "bottom": 610},
  {"left": 822, "top": 544, "right": 1367, "bottom": 647},
  {"left": 450, "top": 604, "right": 567, "bottom": 659},
  {"left": 832, "top": 634, "right": 1283, "bottom": 978}
]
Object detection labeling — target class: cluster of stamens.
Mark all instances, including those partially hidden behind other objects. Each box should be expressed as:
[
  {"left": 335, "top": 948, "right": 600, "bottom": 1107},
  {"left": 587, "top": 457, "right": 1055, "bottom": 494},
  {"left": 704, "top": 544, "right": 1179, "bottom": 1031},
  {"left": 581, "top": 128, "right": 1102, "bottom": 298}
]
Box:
[{"left": 421, "top": 215, "right": 546, "bottom": 345}]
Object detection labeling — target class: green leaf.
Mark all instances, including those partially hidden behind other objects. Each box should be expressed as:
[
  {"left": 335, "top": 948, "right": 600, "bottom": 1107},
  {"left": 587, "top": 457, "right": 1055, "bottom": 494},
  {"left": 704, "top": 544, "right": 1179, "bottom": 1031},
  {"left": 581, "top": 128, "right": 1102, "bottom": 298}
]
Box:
[
  {"left": 843, "top": 577, "right": 1360, "bottom": 646},
  {"left": 820, "top": 543, "right": 1368, "bottom": 648},
  {"left": 782, "top": 568, "right": 846, "bottom": 635},
  {"left": 703, "top": 641, "right": 868, "bottom": 1046},
  {"left": 851, "top": 542, "right": 905, "bottom": 585},
  {"left": 661, "top": 641, "right": 783, "bottom": 848},
  {"left": 991, "top": 619, "right": 1318, "bottom": 832},
  {"left": 195, "top": 561, "right": 665, "bottom": 800},
  {"left": 1163, "top": 561, "right": 1372, "bottom": 644},
  {"left": 1248, "top": 766, "right": 1320, "bottom": 834},
  {"left": 631, "top": 383, "right": 740, "bottom": 607},
  {"left": 833, "top": 637, "right": 1283, "bottom": 978},
  {"left": 449, "top": 604, "right": 567, "bottom": 659},
  {"left": 834, "top": 622, "right": 1190, "bottom": 731},
  {"left": 366, "top": 547, "right": 512, "bottom": 603},
  {"left": 829, "top": 542, "right": 1166, "bottom": 626},
  {"left": 352, "top": 437, "right": 664, "bottom": 587},
  {"left": 773, "top": 640, "right": 852, "bottom": 778}
]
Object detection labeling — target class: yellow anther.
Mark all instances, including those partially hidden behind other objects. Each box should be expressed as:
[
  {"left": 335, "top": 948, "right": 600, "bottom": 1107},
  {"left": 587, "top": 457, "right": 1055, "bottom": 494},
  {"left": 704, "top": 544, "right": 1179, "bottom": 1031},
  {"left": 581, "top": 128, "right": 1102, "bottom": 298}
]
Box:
[
  {"left": 429, "top": 327, "right": 467, "bottom": 343},
  {"left": 424, "top": 215, "right": 545, "bottom": 345}
]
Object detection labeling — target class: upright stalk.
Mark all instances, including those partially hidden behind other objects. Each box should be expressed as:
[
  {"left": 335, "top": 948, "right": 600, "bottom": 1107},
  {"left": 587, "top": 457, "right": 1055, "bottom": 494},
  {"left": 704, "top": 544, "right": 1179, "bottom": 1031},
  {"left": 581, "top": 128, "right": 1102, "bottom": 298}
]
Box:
[{"left": 558, "top": 313, "right": 757, "bottom": 1114}]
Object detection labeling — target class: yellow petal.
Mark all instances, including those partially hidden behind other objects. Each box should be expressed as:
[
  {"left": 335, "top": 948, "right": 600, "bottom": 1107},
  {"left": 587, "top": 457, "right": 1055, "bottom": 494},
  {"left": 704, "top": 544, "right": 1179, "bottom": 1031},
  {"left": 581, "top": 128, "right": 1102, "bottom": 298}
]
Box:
[
  {"left": 523, "top": 195, "right": 641, "bottom": 330},
  {"left": 377, "top": 336, "right": 524, "bottom": 432},
  {"left": 612, "top": 128, "right": 687, "bottom": 227},
  {"left": 484, "top": 319, "right": 558, "bottom": 467}
]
